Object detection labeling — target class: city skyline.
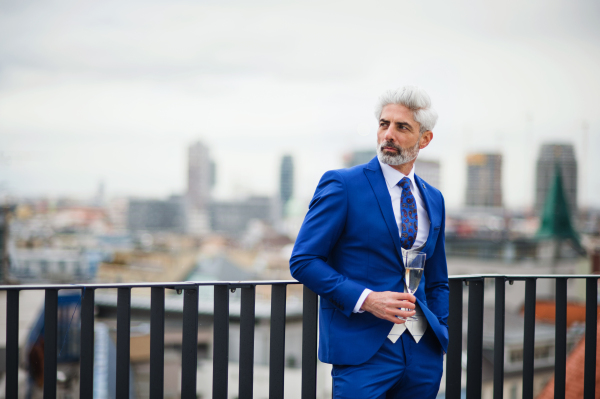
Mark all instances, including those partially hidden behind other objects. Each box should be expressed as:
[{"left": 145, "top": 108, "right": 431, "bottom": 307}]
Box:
[
  {"left": 2, "top": 139, "right": 593, "bottom": 211},
  {"left": 1, "top": 0, "right": 599, "bottom": 209}
]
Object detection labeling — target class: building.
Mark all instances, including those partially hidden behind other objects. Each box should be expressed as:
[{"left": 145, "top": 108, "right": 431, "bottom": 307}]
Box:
[
  {"left": 9, "top": 248, "right": 102, "bottom": 282},
  {"left": 279, "top": 155, "right": 294, "bottom": 215},
  {"left": 476, "top": 307, "right": 582, "bottom": 399},
  {"left": 127, "top": 196, "right": 186, "bottom": 233},
  {"left": 535, "top": 143, "right": 577, "bottom": 216},
  {"left": 343, "top": 149, "right": 375, "bottom": 168},
  {"left": 465, "top": 153, "right": 503, "bottom": 207},
  {"left": 537, "top": 318, "right": 600, "bottom": 399},
  {"left": 210, "top": 196, "right": 275, "bottom": 237},
  {"left": 187, "top": 141, "right": 213, "bottom": 211},
  {"left": 415, "top": 159, "right": 441, "bottom": 189},
  {"left": 91, "top": 291, "right": 311, "bottom": 399}
]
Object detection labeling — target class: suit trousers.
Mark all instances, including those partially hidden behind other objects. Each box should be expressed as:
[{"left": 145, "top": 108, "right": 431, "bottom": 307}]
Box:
[{"left": 331, "top": 328, "right": 444, "bottom": 399}]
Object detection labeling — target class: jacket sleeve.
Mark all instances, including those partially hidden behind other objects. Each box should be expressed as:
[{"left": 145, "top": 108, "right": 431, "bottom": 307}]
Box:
[
  {"left": 424, "top": 194, "right": 449, "bottom": 330},
  {"left": 289, "top": 170, "right": 366, "bottom": 317}
]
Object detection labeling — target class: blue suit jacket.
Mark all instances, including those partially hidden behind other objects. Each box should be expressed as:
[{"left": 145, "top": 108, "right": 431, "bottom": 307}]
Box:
[{"left": 290, "top": 157, "right": 449, "bottom": 365}]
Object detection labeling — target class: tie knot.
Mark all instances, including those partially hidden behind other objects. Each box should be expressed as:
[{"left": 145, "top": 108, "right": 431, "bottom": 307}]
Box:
[{"left": 398, "top": 177, "right": 411, "bottom": 191}]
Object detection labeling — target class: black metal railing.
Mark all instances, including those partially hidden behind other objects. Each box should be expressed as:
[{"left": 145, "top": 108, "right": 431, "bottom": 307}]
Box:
[
  {"left": 446, "top": 274, "right": 598, "bottom": 399},
  {"left": 1, "top": 275, "right": 599, "bottom": 399}
]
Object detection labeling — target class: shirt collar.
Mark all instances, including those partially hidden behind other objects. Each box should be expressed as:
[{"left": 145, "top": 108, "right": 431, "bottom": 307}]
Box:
[{"left": 378, "top": 158, "right": 416, "bottom": 191}]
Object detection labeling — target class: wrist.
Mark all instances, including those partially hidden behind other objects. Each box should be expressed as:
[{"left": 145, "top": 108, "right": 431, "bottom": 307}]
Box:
[{"left": 355, "top": 289, "right": 372, "bottom": 313}]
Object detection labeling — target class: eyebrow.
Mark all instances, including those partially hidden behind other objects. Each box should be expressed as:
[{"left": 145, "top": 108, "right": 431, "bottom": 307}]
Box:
[{"left": 379, "top": 119, "right": 414, "bottom": 132}]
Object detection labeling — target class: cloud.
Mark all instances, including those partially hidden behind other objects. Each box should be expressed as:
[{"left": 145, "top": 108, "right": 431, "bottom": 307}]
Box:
[{"left": 0, "top": 0, "right": 599, "bottom": 207}]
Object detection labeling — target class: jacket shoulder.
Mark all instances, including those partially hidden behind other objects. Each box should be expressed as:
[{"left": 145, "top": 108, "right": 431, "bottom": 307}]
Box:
[{"left": 321, "top": 162, "right": 369, "bottom": 181}]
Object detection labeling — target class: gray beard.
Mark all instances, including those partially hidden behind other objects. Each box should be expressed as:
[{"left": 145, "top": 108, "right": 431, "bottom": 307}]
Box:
[{"left": 376, "top": 140, "right": 420, "bottom": 166}]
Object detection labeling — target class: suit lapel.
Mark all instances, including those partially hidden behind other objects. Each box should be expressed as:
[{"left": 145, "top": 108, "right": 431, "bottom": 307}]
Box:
[
  {"left": 363, "top": 158, "right": 404, "bottom": 267},
  {"left": 414, "top": 174, "right": 435, "bottom": 254}
]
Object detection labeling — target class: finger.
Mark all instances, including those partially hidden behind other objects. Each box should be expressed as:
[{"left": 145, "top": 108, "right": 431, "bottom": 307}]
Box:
[
  {"left": 398, "top": 293, "right": 416, "bottom": 302},
  {"left": 382, "top": 312, "right": 406, "bottom": 324},
  {"left": 386, "top": 301, "right": 415, "bottom": 310},
  {"left": 387, "top": 307, "right": 415, "bottom": 319},
  {"left": 398, "top": 301, "right": 416, "bottom": 310},
  {"left": 397, "top": 309, "right": 416, "bottom": 319},
  {"left": 391, "top": 293, "right": 416, "bottom": 303}
]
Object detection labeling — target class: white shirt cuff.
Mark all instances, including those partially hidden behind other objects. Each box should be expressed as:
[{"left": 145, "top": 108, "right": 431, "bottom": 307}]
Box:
[{"left": 353, "top": 289, "right": 373, "bottom": 313}]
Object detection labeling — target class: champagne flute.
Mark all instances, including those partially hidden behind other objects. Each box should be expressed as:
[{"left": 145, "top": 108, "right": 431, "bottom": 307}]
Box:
[{"left": 400, "top": 250, "right": 426, "bottom": 321}]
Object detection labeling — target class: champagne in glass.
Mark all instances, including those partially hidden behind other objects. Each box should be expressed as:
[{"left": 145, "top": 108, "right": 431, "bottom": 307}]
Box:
[
  {"left": 405, "top": 266, "right": 423, "bottom": 294},
  {"left": 401, "top": 251, "right": 426, "bottom": 321}
]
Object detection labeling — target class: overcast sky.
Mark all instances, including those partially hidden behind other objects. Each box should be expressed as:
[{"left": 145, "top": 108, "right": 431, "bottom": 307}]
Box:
[{"left": 1, "top": 0, "right": 599, "bottom": 209}]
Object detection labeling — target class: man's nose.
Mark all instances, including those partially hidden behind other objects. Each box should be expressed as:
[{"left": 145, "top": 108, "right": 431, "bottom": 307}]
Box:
[{"left": 383, "top": 127, "right": 394, "bottom": 141}]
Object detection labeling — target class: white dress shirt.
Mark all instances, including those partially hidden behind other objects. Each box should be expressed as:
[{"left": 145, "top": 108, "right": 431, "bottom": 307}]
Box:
[{"left": 352, "top": 160, "right": 431, "bottom": 342}]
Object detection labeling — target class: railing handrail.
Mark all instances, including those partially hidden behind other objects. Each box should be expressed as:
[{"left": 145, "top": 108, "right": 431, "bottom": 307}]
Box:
[
  {"left": 1, "top": 274, "right": 598, "bottom": 291},
  {"left": 0, "top": 279, "right": 301, "bottom": 290},
  {"left": 448, "top": 273, "right": 600, "bottom": 280}
]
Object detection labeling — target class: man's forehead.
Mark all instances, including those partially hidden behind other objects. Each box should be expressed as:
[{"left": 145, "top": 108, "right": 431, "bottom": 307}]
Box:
[{"left": 380, "top": 104, "right": 417, "bottom": 124}]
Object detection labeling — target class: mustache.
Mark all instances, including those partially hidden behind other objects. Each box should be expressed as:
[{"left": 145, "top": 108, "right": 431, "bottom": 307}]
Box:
[{"left": 380, "top": 141, "right": 402, "bottom": 152}]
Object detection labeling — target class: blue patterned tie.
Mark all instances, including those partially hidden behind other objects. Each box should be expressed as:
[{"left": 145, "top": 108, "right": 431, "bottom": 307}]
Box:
[{"left": 399, "top": 177, "right": 418, "bottom": 249}]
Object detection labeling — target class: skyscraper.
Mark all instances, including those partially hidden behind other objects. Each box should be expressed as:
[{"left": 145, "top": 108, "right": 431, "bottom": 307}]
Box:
[
  {"left": 187, "top": 141, "right": 212, "bottom": 210},
  {"left": 187, "top": 141, "right": 213, "bottom": 235},
  {"left": 535, "top": 143, "right": 577, "bottom": 215},
  {"left": 279, "top": 155, "right": 294, "bottom": 214},
  {"left": 465, "top": 153, "right": 503, "bottom": 207}
]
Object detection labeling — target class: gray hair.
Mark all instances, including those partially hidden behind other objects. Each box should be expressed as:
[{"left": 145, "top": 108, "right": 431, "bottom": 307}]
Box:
[{"left": 374, "top": 86, "right": 438, "bottom": 134}]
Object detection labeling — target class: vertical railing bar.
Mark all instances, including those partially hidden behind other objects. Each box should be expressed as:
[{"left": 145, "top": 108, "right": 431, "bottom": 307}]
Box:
[
  {"left": 446, "top": 279, "right": 463, "bottom": 399},
  {"left": 44, "top": 289, "right": 58, "bottom": 399},
  {"left": 6, "top": 290, "right": 19, "bottom": 399},
  {"left": 116, "top": 287, "right": 131, "bottom": 399},
  {"left": 213, "top": 285, "right": 230, "bottom": 399},
  {"left": 301, "top": 286, "right": 318, "bottom": 399},
  {"left": 239, "top": 286, "right": 256, "bottom": 399},
  {"left": 554, "top": 278, "right": 567, "bottom": 399},
  {"left": 584, "top": 278, "right": 598, "bottom": 399},
  {"left": 80, "top": 288, "right": 95, "bottom": 399},
  {"left": 522, "top": 278, "right": 536, "bottom": 399},
  {"left": 493, "top": 277, "right": 505, "bottom": 399},
  {"left": 181, "top": 287, "right": 199, "bottom": 398},
  {"left": 269, "top": 284, "right": 287, "bottom": 399},
  {"left": 150, "top": 287, "right": 165, "bottom": 399},
  {"left": 466, "top": 279, "right": 484, "bottom": 399}
]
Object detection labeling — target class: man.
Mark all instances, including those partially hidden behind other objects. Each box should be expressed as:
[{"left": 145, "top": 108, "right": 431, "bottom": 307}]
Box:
[{"left": 290, "top": 86, "right": 448, "bottom": 398}]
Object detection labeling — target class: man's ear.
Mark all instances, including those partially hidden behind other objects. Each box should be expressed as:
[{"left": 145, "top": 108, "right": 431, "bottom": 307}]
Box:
[{"left": 419, "top": 131, "right": 433, "bottom": 149}]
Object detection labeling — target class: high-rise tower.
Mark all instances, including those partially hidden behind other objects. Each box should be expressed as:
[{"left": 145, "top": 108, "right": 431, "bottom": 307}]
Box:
[
  {"left": 465, "top": 153, "right": 503, "bottom": 207},
  {"left": 535, "top": 143, "right": 577, "bottom": 215},
  {"left": 187, "top": 141, "right": 212, "bottom": 210},
  {"left": 279, "top": 155, "right": 294, "bottom": 215},
  {"left": 187, "top": 141, "right": 212, "bottom": 235}
]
